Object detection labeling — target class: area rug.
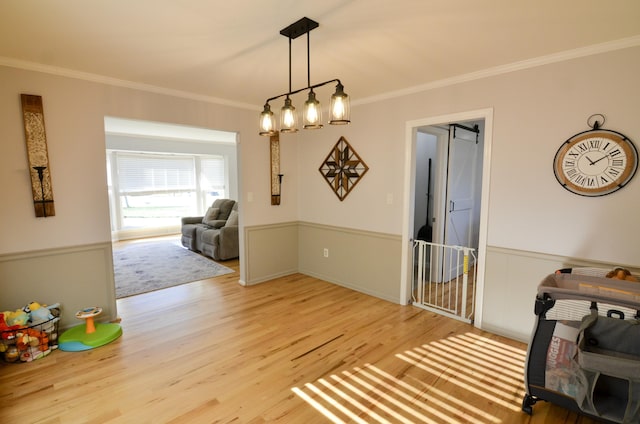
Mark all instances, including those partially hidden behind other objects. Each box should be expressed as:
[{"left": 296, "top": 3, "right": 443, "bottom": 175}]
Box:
[{"left": 113, "top": 238, "right": 235, "bottom": 298}]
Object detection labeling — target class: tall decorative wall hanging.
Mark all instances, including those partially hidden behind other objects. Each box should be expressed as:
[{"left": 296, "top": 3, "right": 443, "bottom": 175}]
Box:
[
  {"left": 553, "top": 114, "right": 638, "bottom": 197},
  {"left": 21, "top": 94, "right": 55, "bottom": 217},
  {"left": 319, "top": 136, "right": 369, "bottom": 201},
  {"left": 270, "top": 133, "right": 283, "bottom": 205}
]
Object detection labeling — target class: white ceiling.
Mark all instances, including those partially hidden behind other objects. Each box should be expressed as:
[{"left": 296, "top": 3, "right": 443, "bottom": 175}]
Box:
[{"left": 2, "top": 1, "right": 640, "bottom": 111}]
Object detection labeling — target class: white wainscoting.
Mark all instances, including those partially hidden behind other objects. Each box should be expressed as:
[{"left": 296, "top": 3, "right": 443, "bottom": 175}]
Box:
[
  {"left": 242, "top": 221, "right": 403, "bottom": 303},
  {"left": 482, "top": 246, "right": 640, "bottom": 342},
  {"left": 5, "top": 228, "right": 633, "bottom": 344},
  {"left": 298, "top": 222, "right": 403, "bottom": 303},
  {"left": 243, "top": 222, "right": 299, "bottom": 285},
  {"left": 0, "top": 242, "right": 116, "bottom": 330}
]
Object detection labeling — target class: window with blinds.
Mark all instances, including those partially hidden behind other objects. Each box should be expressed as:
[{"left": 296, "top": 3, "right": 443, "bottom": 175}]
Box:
[
  {"left": 201, "top": 157, "right": 226, "bottom": 207},
  {"left": 107, "top": 152, "right": 226, "bottom": 234},
  {"left": 118, "top": 154, "right": 195, "bottom": 195}
]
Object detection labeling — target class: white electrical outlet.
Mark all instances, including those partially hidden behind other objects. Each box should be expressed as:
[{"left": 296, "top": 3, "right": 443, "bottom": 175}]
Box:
[{"left": 323, "top": 248, "right": 329, "bottom": 258}]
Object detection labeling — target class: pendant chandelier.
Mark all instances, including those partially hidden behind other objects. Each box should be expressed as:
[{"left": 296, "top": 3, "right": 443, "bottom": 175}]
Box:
[{"left": 259, "top": 17, "right": 350, "bottom": 136}]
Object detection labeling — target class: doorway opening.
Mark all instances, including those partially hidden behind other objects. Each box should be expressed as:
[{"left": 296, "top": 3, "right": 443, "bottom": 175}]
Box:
[
  {"left": 103, "top": 117, "right": 240, "bottom": 298},
  {"left": 402, "top": 109, "right": 493, "bottom": 328},
  {"left": 104, "top": 117, "right": 238, "bottom": 241},
  {"left": 414, "top": 122, "right": 483, "bottom": 248}
]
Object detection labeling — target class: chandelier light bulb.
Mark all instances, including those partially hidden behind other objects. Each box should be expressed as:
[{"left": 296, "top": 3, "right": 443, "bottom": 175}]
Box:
[
  {"left": 262, "top": 115, "right": 272, "bottom": 131},
  {"left": 329, "top": 82, "right": 350, "bottom": 125},
  {"left": 280, "top": 96, "right": 298, "bottom": 133},
  {"left": 307, "top": 103, "right": 319, "bottom": 122},
  {"left": 332, "top": 98, "right": 344, "bottom": 119},
  {"left": 259, "top": 103, "right": 276, "bottom": 136},
  {"left": 303, "top": 89, "right": 323, "bottom": 129},
  {"left": 284, "top": 110, "right": 295, "bottom": 127}
]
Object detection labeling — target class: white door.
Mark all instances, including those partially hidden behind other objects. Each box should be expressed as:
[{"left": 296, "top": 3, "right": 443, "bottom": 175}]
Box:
[{"left": 444, "top": 125, "right": 479, "bottom": 250}]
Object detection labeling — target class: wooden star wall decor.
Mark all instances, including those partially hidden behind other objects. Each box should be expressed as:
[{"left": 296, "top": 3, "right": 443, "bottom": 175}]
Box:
[{"left": 319, "top": 136, "right": 369, "bottom": 201}]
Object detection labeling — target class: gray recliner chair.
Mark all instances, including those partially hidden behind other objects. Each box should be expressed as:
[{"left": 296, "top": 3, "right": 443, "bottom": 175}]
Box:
[
  {"left": 201, "top": 202, "right": 238, "bottom": 261},
  {"left": 180, "top": 199, "right": 239, "bottom": 261}
]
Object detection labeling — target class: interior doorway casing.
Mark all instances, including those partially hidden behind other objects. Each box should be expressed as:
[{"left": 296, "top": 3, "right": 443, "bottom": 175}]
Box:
[
  {"left": 401, "top": 108, "right": 493, "bottom": 329},
  {"left": 414, "top": 125, "right": 450, "bottom": 247},
  {"left": 103, "top": 116, "right": 242, "bottom": 295}
]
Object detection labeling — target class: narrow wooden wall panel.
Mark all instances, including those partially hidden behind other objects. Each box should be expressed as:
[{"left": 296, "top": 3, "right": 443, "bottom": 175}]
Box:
[
  {"left": 21, "top": 94, "right": 55, "bottom": 217},
  {"left": 270, "top": 133, "right": 281, "bottom": 205}
]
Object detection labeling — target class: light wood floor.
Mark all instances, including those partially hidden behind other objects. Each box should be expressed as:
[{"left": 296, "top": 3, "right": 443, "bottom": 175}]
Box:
[{"left": 0, "top": 262, "right": 598, "bottom": 423}]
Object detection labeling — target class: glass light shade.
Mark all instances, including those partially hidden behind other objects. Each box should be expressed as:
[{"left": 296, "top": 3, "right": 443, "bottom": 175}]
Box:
[
  {"left": 329, "top": 82, "right": 350, "bottom": 125},
  {"left": 259, "top": 103, "right": 276, "bottom": 136},
  {"left": 280, "top": 97, "right": 298, "bottom": 133},
  {"left": 303, "top": 90, "right": 323, "bottom": 129}
]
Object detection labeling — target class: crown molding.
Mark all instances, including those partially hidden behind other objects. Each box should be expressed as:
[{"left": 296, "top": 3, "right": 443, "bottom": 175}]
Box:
[
  {"left": 2, "top": 35, "right": 639, "bottom": 110},
  {"left": 0, "top": 56, "right": 257, "bottom": 111},
  {"left": 354, "top": 35, "right": 640, "bottom": 106}
]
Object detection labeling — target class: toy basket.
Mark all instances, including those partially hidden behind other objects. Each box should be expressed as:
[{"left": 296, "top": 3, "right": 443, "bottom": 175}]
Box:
[{"left": 1, "top": 308, "right": 60, "bottom": 363}]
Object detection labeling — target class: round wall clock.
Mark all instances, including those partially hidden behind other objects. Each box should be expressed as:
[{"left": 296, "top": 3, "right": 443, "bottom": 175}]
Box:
[{"left": 553, "top": 127, "right": 638, "bottom": 197}]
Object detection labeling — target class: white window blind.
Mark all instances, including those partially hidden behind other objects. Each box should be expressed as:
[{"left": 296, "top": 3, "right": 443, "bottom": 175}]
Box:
[
  {"left": 201, "top": 157, "right": 225, "bottom": 193},
  {"left": 108, "top": 151, "right": 228, "bottom": 236},
  {"left": 117, "top": 154, "right": 194, "bottom": 194}
]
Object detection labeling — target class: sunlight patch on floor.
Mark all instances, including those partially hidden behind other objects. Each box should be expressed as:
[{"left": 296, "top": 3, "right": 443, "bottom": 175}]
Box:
[{"left": 292, "top": 332, "right": 527, "bottom": 423}]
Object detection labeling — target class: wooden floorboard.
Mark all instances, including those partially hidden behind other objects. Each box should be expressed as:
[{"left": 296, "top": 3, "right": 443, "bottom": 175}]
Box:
[{"left": 0, "top": 260, "right": 598, "bottom": 423}]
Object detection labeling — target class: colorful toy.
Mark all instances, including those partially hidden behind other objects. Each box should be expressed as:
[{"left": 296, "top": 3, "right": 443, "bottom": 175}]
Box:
[
  {"left": 15, "top": 328, "right": 49, "bottom": 351},
  {"left": 25, "top": 302, "right": 59, "bottom": 323},
  {"left": 5, "top": 309, "right": 29, "bottom": 327},
  {"left": 25, "top": 302, "right": 60, "bottom": 334},
  {"left": 58, "top": 307, "right": 122, "bottom": 352},
  {"left": 0, "top": 312, "right": 21, "bottom": 336},
  {"left": 19, "top": 345, "right": 51, "bottom": 362},
  {"left": 606, "top": 267, "right": 638, "bottom": 282},
  {"left": 4, "top": 345, "right": 19, "bottom": 362},
  {"left": 1, "top": 300, "right": 60, "bottom": 362}
]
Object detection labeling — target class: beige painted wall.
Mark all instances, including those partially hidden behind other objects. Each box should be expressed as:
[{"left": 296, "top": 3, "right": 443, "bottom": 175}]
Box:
[
  {"left": 0, "top": 65, "right": 288, "bottom": 321},
  {"left": 1, "top": 44, "right": 639, "bottom": 343},
  {"left": 298, "top": 46, "right": 640, "bottom": 265},
  {"left": 297, "top": 45, "right": 640, "bottom": 339}
]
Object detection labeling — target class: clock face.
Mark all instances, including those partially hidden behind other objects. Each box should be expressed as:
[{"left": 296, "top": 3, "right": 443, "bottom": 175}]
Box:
[{"left": 553, "top": 129, "right": 638, "bottom": 196}]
